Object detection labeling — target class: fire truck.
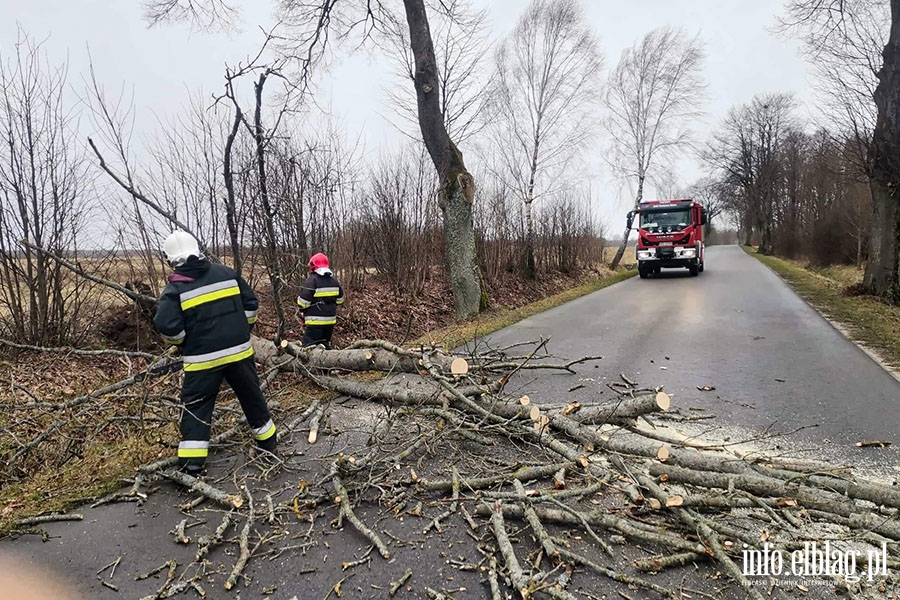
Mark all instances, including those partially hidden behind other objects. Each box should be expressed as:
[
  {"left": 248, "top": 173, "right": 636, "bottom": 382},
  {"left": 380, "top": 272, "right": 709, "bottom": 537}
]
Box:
[{"left": 630, "top": 198, "right": 708, "bottom": 279}]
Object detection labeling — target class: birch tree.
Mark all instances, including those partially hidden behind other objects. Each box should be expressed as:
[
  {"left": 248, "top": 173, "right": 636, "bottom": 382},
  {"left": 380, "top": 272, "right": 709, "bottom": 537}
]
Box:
[
  {"left": 605, "top": 27, "right": 704, "bottom": 270},
  {"left": 488, "top": 0, "right": 602, "bottom": 278}
]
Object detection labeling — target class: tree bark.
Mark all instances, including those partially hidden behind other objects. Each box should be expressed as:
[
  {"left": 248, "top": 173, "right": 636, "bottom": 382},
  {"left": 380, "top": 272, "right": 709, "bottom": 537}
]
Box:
[
  {"left": 863, "top": 0, "right": 900, "bottom": 300},
  {"left": 223, "top": 104, "right": 243, "bottom": 275},
  {"left": 610, "top": 174, "right": 644, "bottom": 270},
  {"left": 523, "top": 199, "right": 536, "bottom": 278},
  {"left": 402, "top": 0, "right": 485, "bottom": 317},
  {"left": 252, "top": 73, "right": 287, "bottom": 338}
]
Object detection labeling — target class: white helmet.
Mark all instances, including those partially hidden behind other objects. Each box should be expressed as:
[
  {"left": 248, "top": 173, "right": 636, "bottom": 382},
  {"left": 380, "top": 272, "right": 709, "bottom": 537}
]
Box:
[{"left": 163, "top": 231, "right": 202, "bottom": 266}]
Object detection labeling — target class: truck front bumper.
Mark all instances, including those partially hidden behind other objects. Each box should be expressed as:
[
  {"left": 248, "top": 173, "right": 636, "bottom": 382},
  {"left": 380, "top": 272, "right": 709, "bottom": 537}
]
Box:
[{"left": 636, "top": 247, "right": 698, "bottom": 268}]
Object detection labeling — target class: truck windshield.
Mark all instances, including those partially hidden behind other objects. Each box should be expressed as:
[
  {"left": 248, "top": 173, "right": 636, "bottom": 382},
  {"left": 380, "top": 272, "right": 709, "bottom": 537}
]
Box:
[{"left": 640, "top": 208, "right": 691, "bottom": 232}]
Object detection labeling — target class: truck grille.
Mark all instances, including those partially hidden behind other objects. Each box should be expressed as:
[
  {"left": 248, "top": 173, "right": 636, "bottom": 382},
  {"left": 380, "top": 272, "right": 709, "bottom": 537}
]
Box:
[{"left": 642, "top": 234, "right": 691, "bottom": 247}]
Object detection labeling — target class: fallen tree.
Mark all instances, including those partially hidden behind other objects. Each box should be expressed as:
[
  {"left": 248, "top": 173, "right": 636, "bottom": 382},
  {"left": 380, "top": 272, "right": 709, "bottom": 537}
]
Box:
[{"left": 4, "top": 335, "right": 898, "bottom": 599}]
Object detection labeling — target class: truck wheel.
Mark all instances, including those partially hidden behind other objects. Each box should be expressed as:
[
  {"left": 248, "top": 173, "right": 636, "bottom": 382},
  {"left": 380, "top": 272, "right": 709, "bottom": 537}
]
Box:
[
  {"left": 638, "top": 265, "right": 648, "bottom": 279},
  {"left": 689, "top": 265, "right": 699, "bottom": 277},
  {"left": 699, "top": 262, "right": 705, "bottom": 273}
]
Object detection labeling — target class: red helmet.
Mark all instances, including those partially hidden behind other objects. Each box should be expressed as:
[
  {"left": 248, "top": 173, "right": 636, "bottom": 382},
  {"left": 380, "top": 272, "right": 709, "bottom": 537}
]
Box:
[{"left": 308, "top": 252, "right": 329, "bottom": 271}]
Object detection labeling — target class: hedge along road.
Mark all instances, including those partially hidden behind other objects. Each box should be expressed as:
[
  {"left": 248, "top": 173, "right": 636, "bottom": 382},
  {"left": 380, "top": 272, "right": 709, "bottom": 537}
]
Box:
[{"left": 474, "top": 244, "right": 900, "bottom": 466}]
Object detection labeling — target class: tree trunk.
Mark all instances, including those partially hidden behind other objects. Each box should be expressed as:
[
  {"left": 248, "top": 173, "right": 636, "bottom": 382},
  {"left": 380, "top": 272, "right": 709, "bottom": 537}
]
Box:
[
  {"left": 223, "top": 104, "right": 243, "bottom": 275},
  {"left": 864, "top": 0, "right": 900, "bottom": 300},
  {"left": 523, "top": 199, "right": 536, "bottom": 278},
  {"left": 522, "top": 123, "right": 542, "bottom": 279},
  {"left": 252, "top": 73, "right": 288, "bottom": 338},
  {"left": 610, "top": 174, "right": 645, "bottom": 270},
  {"left": 403, "top": 0, "right": 485, "bottom": 317}
]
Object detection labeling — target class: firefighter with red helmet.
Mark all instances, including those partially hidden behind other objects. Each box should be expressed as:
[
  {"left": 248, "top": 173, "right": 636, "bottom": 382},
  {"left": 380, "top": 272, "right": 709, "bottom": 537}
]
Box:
[
  {"left": 154, "top": 231, "right": 276, "bottom": 474},
  {"left": 297, "top": 253, "right": 345, "bottom": 348}
]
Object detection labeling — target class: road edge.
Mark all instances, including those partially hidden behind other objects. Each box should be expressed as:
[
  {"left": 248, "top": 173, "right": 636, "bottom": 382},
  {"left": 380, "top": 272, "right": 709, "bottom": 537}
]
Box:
[
  {"left": 741, "top": 246, "right": 900, "bottom": 385},
  {"left": 413, "top": 268, "right": 638, "bottom": 349}
]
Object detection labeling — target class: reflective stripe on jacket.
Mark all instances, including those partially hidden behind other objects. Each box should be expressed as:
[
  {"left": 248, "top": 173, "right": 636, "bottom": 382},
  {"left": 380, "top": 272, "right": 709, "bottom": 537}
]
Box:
[
  {"left": 297, "top": 271, "right": 344, "bottom": 326},
  {"left": 154, "top": 259, "right": 259, "bottom": 371}
]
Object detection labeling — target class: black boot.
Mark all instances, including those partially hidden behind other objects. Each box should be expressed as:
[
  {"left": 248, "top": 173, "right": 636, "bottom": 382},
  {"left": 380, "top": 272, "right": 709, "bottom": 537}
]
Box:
[
  {"left": 177, "top": 459, "right": 206, "bottom": 477},
  {"left": 256, "top": 431, "right": 277, "bottom": 455}
]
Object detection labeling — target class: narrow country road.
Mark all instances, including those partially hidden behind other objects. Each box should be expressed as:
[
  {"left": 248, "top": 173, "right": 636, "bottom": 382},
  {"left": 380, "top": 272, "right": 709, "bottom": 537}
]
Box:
[
  {"left": 480, "top": 244, "right": 900, "bottom": 466},
  {"left": 4, "top": 244, "right": 899, "bottom": 600}
]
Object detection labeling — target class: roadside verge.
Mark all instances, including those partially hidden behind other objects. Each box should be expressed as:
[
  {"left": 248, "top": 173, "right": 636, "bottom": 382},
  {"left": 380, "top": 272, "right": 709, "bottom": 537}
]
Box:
[{"left": 413, "top": 268, "right": 637, "bottom": 349}]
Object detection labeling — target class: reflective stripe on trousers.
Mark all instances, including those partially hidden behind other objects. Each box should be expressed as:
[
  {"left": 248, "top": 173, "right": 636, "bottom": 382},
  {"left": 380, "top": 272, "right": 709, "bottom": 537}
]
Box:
[
  {"left": 305, "top": 316, "right": 336, "bottom": 326},
  {"left": 182, "top": 341, "right": 254, "bottom": 372},
  {"left": 251, "top": 419, "right": 276, "bottom": 441},
  {"left": 178, "top": 440, "right": 209, "bottom": 458}
]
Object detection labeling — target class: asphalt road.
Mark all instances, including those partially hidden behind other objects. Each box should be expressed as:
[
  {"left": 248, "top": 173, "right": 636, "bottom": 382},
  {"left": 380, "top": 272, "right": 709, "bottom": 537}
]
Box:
[
  {"left": 477, "top": 244, "right": 900, "bottom": 464},
  {"left": 4, "top": 244, "right": 900, "bottom": 599}
]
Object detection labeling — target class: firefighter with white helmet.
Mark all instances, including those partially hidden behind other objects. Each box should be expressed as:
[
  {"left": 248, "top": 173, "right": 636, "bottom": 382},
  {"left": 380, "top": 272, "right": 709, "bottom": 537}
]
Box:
[
  {"left": 154, "top": 231, "right": 276, "bottom": 474},
  {"left": 297, "top": 252, "right": 345, "bottom": 348}
]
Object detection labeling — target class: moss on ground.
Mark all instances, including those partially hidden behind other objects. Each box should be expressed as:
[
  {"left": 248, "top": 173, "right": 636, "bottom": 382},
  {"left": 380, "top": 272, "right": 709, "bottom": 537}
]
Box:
[{"left": 743, "top": 246, "right": 900, "bottom": 369}]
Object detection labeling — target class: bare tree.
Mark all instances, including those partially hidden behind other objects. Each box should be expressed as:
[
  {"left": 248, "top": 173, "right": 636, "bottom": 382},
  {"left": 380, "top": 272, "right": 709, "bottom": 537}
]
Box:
[
  {"left": 488, "top": 0, "right": 602, "bottom": 278},
  {"left": 687, "top": 176, "right": 730, "bottom": 240},
  {"left": 401, "top": 0, "right": 485, "bottom": 316},
  {"left": 142, "top": 0, "right": 487, "bottom": 317},
  {"left": 384, "top": 0, "right": 491, "bottom": 144},
  {"left": 0, "top": 33, "right": 95, "bottom": 344},
  {"left": 781, "top": 0, "right": 899, "bottom": 299},
  {"left": 605, "top": 27, "right": 705, "bottom": 270},
  {"left": 705, "top": 94, "right": 797, "bottom": 255}
]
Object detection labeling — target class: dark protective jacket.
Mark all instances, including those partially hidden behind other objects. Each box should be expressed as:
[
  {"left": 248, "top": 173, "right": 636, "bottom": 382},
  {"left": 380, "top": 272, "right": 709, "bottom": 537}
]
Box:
[
  {"left": 153, "top": 258, "right": 259, "bottom": 372},
  {"left": 296, "top": 269, "right": 344, "bottom": 326}
]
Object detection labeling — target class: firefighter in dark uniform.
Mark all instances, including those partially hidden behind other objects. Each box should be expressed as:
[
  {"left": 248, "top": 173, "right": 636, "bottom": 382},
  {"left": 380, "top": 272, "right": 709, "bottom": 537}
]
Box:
[
  {"left": 154, "top": 231, "right": 276, "bottom": 474},
  {"left": 297, "top": 252, "right": 345, "bottom": 348}
]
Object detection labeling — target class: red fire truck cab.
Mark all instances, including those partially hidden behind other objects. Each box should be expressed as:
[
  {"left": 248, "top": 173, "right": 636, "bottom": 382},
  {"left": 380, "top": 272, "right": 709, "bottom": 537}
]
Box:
[{"left": 630, "top": 199, "right": 708, "bottom": 279}]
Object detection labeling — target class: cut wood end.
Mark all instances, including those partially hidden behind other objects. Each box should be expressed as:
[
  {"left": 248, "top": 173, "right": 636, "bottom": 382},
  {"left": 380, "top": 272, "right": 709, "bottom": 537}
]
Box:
[
  {"left": 665, "top": 495, "right": 684, "bottom": 508},
  {"left": 279, "top": 339, "right": 289, "bottom": 348},
  {"left": 656, "top": 445, "right": 670, "bottom": 462},
  {"left": 334, "top": 495, "right": 342, "bottom": 504},
  {"left": 647, "top": 498, "right": 662, "bottom": 510},
  {"left": 658, "top": 473, "right": 669, "bottom": 483},
  {"left": 529, "top": 406, "right": 541, "bottom": 421},
  {"left": 450, "top": 357, "right": 469, "bottom": 375},
  {"left": 655, "top": 391, "right": 671, "bottom": 410},
  {"left": 228, "top": 495, "right": 244, "bottom": 508},
  {"left": 308, "top": 430, "right": 318, "bottom": 444},
  {"left": 577, "top": 455, "right": 589, "bottom": 468},
  {"left": 856, "top": 439, "right": 892, "bottom": 448},
  {"left": 365, "top": 351, "right": 373, "bottom": 360},
  {"left": 519, "top": 395, "right": 531, "bottom": 406}
]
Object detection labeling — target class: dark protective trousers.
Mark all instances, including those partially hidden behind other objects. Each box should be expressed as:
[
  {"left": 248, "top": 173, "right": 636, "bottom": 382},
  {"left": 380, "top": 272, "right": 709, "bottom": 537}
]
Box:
[
  {"left": 178, "top": 356, "right": 276, "bottom": 471},
  {"left": 302, "top": 324, "right": 334, "bottom": 349}
]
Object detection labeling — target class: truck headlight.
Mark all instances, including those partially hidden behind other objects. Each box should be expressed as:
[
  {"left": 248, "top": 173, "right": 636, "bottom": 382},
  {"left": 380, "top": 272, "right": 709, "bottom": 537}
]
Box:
[
  {"left": 637, "top": 250, "right": 654, "bottom": 260},
  {"left": 679, "top": 248, "right": 696, "bottom": 258}
]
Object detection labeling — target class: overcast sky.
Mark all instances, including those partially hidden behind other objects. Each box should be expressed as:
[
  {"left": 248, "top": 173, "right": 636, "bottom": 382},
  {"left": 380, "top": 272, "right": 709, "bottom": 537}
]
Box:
[{"left": 2, "top": 0, "right": 813, "bottom": 228}]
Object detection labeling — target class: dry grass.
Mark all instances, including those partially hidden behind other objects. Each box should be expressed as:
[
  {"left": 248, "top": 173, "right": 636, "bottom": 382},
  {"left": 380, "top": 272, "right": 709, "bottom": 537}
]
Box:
[{"left": 415, "top": 268, "right": 637, "bottom": 350}]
